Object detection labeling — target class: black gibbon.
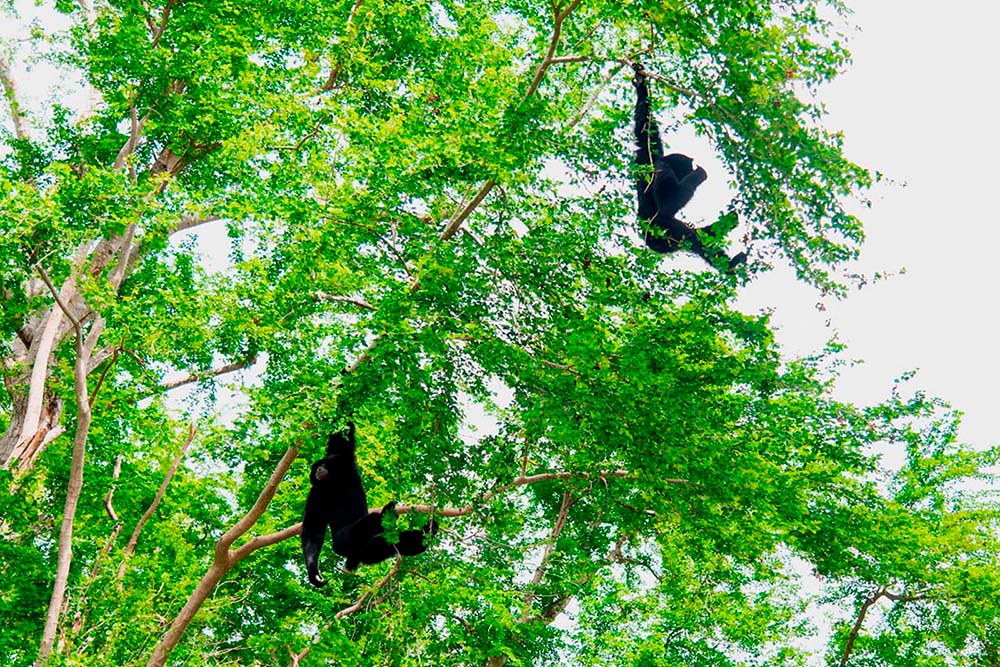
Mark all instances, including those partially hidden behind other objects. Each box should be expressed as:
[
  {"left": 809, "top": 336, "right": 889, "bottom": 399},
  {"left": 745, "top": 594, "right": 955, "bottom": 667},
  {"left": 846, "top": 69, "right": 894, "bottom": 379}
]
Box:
[
  {"left": 301, "top": 423, "right": 438, "bottom": 587},
  {"left": 632, "top": 63, "right": 746, "bottom": 271}
]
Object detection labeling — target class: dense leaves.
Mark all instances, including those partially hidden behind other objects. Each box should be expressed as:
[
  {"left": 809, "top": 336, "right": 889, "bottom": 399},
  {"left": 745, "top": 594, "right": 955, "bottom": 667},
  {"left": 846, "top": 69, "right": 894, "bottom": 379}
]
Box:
[{"left": 1, "top": 0, "right": 998, "bottom": 666}]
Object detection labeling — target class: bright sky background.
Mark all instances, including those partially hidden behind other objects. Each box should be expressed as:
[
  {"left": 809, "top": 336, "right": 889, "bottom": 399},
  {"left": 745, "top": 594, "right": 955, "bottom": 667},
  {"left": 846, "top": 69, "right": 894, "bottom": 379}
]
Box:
[
  {"left": 746, "top": 2, "right": 1000, "bottom": 449},
  {"left": 3, "top": 2, "right": 997, "bottom": 448}
]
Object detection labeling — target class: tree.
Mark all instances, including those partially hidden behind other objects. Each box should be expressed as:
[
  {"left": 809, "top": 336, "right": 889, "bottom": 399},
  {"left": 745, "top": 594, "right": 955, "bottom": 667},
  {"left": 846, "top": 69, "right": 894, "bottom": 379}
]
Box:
[{"left": 1, "top": 0, "right": 997, "bottom": 666}]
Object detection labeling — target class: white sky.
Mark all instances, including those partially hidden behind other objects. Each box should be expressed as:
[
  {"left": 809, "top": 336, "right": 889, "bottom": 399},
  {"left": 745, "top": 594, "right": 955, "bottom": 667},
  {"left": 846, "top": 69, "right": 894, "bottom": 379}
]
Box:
[{"left": 737, "top": 2, "right": 1000, "bottom": 449}]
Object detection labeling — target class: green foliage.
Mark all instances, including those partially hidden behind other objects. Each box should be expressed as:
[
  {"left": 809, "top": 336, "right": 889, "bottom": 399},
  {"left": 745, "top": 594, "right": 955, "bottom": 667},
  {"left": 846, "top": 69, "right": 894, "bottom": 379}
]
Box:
[{"left": 1, "top": 0, "right": 998, "bottom": 666}]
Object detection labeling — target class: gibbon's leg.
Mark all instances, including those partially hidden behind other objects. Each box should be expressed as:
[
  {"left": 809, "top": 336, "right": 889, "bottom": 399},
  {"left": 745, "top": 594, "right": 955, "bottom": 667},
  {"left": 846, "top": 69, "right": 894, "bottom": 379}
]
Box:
[
  {"left": 301, "top": 517, "right": 328, "bottom": 588},
  {"left": 332, "top": 511, "right": 385, "bottom": 570}
]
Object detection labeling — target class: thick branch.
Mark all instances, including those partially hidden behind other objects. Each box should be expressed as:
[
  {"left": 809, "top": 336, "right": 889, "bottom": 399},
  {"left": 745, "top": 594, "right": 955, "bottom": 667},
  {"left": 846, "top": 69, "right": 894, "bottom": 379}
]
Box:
[
  {"left": 171, "top": 214, "right": 221, "bottom": 236},
  {"left": 34, "top": 265, "right": 95, "bottom": 667},
  {"left": 439, "top": 179, "right": 496, "bottom": 242},
  {"left": 145, "top": 445, "right": 299, "bottom": 667},
  {"left": 12, "top": 247, "right": 88, "bottom": 462},
  {"left": 0, "top": 52, "right": 31, "bottom": 141},
  {"left": 117, "top": 423, "right": 196, "bottom": 581}
]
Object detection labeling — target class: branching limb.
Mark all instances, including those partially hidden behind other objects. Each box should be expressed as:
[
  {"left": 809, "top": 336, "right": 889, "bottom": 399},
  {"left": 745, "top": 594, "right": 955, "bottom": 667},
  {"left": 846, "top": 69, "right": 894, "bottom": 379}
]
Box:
[
  {"left": 117, "top": 423, "right": 197, "bottom": 581},
  {"left": 438, "top": 179, "right": 496, "bottom": 242},
  {"left": 113, "top": 106, "right": 150, "bottom": 173},
  {"left": 320, "top": 0, "right": 365, "bottom": 91},
  {"left": 334, "top": 557, "right": 403, "bottom": 619},
  {"left": 288, "top": 647, "right": 311, "bottom": 666},
  {"left": 145, "top": 445, "right": 299, "bottom": 667},
  {"left": 11, "top": 246, "right": 90, "bottom": 466},
  {"left": 170, "top": 213, "right": 221, "bottom": 236},
  {"left": 34, "top": 264, "right": 99, "bottom": 667},
  {"left": 838, "top": 586, "right": 931, "bottom": 667},
  {"left": 150, "top": 0, "right": 176, "bottom": 48}
]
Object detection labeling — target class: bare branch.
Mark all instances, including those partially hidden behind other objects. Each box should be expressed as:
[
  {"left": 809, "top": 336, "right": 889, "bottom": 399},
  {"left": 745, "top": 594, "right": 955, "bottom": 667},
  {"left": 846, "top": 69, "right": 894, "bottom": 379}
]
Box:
[
  {"left": 334, "top": 556, "right": 403, "bottom": 619},
  {"left": 439, "top": 180, "right": 496, "bottom": 242},
  {"left": 394, "top": 469, "right": 673, "bottom": 518},
  {"left": 159, "top": 357, "right": 257, "bottom": 392},
  {"left": 171, "top": 213, "right": 221, "bottom": 235},
  {"left": 315, "top": 291, "right": 376, "bottom": 311},
  {"left": 117, "top": 423, "right": 196, "bottom": 581},
  {"left": 146, "top": 446, "right": 300, "bottom": 667},
  {"left": 34, "top": 264, "right": 97, "bottom": 667},
  {"left": 0, "top": 52, "right": 31, "bottom": 141}
]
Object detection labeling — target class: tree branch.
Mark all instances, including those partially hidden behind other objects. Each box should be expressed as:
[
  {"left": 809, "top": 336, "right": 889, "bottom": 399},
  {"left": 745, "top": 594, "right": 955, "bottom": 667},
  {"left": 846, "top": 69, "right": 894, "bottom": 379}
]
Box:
[
  {"left": 334, "top": 556, "right": 403, "bottom": 619},
  {"left": 394, "top": 469, "right": 675, "bottom": 518},
  {"left": 170, "top": 213, "right": 221, "bottom": 236},
  {"left": 117, "top": 423, "right": 196, "bottom": 581},
  {"left": 150, "top": 0, "right": 176, "bottom": 48},
  {"left": 145, "top": 445, "right": 299, "bottom": 667},
  {"left": 523, "top": 0, "right": 584, "bottom": 101},
  {"left": 0, "top": 52, "right": 31, "bottom": 141},
  {"left": 438, "top": 179, "right": 496, "bottom": 242},
  {"left": 159, "top": 357, "right": 257, "bottom": 392},
  {"left": 113, "top": 107, "right": 149, "bottom": 173},
  {"left": 314, "top": 291, "right": 376, "bottom": 311},
  {"left": 11, "top": 247, "right": 89, "bottom": 464},
  {"left": 34, "top": 264, "right": 97, "bottom": 667},
  {"left": 521, "top": 491, "right": 576, "bottom": 621}
]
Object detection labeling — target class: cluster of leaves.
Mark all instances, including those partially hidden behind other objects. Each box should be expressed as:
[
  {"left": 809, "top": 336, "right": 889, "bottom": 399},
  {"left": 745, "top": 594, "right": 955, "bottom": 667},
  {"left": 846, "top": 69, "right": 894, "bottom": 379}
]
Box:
[{"left": 1, "top": 0, "right": 998, "bottom": 666}]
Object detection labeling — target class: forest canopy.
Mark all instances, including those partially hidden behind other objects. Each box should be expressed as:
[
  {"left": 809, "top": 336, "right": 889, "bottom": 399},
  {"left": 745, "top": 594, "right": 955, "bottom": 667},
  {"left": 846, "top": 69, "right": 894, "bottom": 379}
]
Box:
[{"left": 1, "top": 1, "right": 998, "bottom": 666}]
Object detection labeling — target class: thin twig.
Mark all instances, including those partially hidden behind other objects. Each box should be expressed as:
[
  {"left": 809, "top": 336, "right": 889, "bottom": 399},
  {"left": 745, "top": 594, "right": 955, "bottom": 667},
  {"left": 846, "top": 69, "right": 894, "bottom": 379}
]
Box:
[
  {"left": 118, "top": 422, "right": 197, "bottom": 581},
  {"left": 393, "top": 469, "right": 683, "bottom": 518},
  {"left": 334, "top": 556, "right": 403, "bottom": 619}
]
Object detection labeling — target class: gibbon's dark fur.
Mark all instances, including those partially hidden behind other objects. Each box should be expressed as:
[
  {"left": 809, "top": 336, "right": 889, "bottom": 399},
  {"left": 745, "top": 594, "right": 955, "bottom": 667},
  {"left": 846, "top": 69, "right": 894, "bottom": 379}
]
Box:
[
  {"left": 301, "top": 423, "right": 437, "bottom": 587},
  {"left": 632, "top": 64, "right": 746, "bottom": 271}
]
